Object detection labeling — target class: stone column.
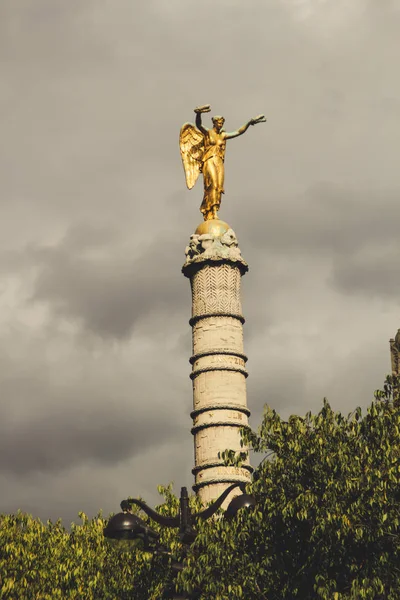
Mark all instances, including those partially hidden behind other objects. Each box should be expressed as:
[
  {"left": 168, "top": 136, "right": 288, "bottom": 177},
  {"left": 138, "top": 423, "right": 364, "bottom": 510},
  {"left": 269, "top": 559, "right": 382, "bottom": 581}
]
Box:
[{"left": 182, "top": 219, "right": 252, "bottom": 506}]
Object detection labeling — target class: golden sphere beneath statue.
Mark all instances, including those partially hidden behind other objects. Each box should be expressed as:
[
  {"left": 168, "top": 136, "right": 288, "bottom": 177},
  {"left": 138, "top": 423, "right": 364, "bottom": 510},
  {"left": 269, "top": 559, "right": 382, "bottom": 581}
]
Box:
[{"left": 195, "top": 219, "right": 230, "bottom": 237}]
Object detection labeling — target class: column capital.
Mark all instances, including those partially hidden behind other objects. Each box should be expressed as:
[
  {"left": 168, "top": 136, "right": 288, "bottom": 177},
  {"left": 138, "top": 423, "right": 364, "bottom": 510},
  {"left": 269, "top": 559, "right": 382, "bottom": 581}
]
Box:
[{"left": 182, "top": 221, "right": 248, "bottom": 278}]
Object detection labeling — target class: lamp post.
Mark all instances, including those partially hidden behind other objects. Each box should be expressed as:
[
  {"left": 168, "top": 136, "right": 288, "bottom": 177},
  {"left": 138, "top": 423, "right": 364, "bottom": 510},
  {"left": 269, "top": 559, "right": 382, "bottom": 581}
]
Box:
[{"left": 104, "top": 483, "right": 256, "bottom": 598}]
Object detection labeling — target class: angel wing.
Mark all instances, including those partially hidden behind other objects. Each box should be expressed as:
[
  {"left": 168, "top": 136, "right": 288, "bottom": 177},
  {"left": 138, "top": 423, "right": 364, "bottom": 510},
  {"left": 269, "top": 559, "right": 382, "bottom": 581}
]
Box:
[{"left": 179, "top": 123, "right": 205, "bottom": 189}]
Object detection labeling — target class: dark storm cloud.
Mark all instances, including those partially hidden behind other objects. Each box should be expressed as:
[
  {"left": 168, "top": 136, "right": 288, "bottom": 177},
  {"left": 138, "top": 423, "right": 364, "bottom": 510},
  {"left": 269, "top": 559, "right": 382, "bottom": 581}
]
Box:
[
  {"left": 247, "top": 363, "right": 309, "bottom": 427},
  {"left": 231, "top": 184, "right": 400, "bottom": 307},
  {"left": 27, "top": 222, "right": 189, "bottom": 339},
  {"left": 332, "top": 248, "right": 400, "bottom": 299},
  {"left": 0, "top": 383, "right": 181, "bottom": 475},
  {"left": 0, "top": 326, "right": 190, "bottom": 478},
  {"left": 233, "top": 184, "right": 400, "bottom": 258}
]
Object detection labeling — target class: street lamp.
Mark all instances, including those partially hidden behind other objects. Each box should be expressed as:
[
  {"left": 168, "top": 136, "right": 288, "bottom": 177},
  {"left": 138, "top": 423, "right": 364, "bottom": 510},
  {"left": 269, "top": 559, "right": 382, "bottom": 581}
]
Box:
[
  {"left": 104, "top": 482, "right": 255, "bottom": 546},
  {"left": 104, "top": 483, "right": 256, "bottom": 598},
  {"left": 103, "top": 510, "right": 160, "bottom": 548}
]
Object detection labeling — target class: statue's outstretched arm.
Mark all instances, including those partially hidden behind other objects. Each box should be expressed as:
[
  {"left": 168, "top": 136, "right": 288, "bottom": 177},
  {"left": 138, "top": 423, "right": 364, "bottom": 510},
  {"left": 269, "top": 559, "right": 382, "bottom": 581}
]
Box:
[{"left": 225, "top": 114, "right": 266, "bottom": 139}]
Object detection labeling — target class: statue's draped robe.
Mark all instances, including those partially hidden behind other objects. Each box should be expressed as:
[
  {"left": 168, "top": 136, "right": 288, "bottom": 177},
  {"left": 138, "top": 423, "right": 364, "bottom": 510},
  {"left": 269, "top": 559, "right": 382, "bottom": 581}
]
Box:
[{"left": 200, "top": 129, "right": 226, "bottom": 217}]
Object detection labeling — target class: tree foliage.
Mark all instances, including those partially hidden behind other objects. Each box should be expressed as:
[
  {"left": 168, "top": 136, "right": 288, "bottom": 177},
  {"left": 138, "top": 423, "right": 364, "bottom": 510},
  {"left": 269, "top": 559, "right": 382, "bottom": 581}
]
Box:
[
  {"left": 0, "top": 485, "right": 185, "bottom": 599},
  {"left": 1, "top": 377, "right": 400, "bottom": 599},
  {"left": 180, "top": 376, "right": 400, "bottom": 599}
]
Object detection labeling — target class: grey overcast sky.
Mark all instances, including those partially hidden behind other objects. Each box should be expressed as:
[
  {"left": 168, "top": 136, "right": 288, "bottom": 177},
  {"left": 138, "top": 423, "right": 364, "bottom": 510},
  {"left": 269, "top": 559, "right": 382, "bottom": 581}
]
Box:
[{"left": 1, "top": 0, "right": 400, "bottom": 524}]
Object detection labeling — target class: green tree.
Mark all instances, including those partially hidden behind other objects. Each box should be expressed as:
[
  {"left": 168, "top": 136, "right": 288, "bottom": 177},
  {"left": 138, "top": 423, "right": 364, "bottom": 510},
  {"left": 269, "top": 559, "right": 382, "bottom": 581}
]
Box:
[
  {"left": 0, "top": 485, "right": 185, "bottom": 599},
  {"left": 179, "top": 376, "right": 400, "bottom": 599},
  {"left": 2, "top": 377, "right": 400, "bottom": 599}
]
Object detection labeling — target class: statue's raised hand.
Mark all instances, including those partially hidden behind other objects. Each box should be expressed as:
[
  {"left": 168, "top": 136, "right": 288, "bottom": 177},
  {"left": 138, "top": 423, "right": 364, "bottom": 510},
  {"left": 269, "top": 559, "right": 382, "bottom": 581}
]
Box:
[{"left": 194, "top": 104, "right": 211, "bottom": 114}]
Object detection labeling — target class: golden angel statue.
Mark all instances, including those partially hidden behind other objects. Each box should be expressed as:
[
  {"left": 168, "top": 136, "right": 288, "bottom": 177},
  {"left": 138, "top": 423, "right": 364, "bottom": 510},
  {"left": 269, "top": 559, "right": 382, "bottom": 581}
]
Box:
[{"left": 179, "top": 105, "right": 266, "bottom": 221}]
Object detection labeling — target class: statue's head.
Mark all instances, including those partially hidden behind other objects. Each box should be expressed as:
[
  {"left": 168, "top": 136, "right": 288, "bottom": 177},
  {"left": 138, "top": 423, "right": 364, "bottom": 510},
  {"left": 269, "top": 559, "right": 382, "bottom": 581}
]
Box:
[{"left": 212, "top": 116, "right": 225, "bottom": 132}]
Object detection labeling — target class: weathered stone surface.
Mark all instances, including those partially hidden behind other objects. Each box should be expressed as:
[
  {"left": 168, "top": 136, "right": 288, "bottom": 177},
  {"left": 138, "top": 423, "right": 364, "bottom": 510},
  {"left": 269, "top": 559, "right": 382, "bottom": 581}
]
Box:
[
  {"left": 183, "top": 225, "right": 252, "bottom": 507},
  {"left": 192, "top": 317, "right": 244, "bottom": 355},
  {"left": 190, "top": 264, "right": 243, "bottom": 317},
  {"left": 192, "top": 371, "right": 248, "bottom": 408}
]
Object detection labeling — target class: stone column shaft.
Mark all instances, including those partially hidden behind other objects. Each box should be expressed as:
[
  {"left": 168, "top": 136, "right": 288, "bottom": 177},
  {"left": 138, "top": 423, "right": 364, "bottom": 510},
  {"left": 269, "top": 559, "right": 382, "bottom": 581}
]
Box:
[{"left": 182, "top": 222, "right": 252, "bottom": 506}]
